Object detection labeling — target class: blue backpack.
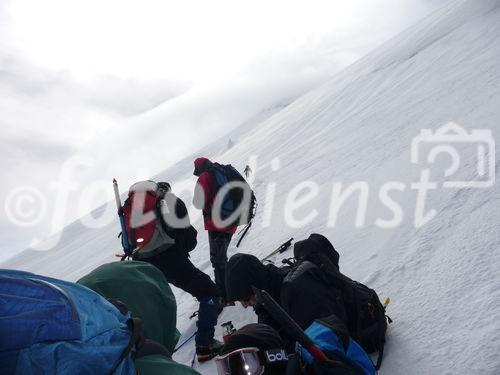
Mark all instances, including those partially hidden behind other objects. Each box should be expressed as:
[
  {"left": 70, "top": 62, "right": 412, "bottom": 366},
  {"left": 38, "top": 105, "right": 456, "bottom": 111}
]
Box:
[
  {"left": 0, "top": 269, "right": 139, "bottom": 375},
  {"left": 210, "top": 163, "right": 256, "bottom": 226},
  {"left": 301, "top": 315, "right": 376, "bottom": 375}
]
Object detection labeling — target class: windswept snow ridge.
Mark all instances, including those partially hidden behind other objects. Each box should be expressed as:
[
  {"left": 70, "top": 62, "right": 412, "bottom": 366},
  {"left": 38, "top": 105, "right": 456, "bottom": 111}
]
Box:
[{"left": 3, "top": 1, "right": 500, "bottom": 374}]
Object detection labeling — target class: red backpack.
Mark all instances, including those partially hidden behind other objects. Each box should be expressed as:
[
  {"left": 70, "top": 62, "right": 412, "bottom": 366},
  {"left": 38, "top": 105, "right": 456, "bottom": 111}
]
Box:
[{"left": 121, "top": 181, "right": 175, "bottom": 259}]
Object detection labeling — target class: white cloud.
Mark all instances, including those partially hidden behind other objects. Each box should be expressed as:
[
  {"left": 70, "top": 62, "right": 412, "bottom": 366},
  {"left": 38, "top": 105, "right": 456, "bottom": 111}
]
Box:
[{"left": 0, "top": 0, "right": 449, "bottom": 261}]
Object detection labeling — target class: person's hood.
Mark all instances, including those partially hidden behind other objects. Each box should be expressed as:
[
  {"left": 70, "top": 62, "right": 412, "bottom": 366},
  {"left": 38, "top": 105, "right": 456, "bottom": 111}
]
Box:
[
  {"left": 220, "top": 323, "right": 284, "bottom": 355},
  {"left": 193, "top": 157, "right": 212, "bottom": 176},
  {"left": 226, "top": 254, "right": 284, "bottom": 302},
  {"left": 293, "top": 233, "right": 340, "bottom": 269}
]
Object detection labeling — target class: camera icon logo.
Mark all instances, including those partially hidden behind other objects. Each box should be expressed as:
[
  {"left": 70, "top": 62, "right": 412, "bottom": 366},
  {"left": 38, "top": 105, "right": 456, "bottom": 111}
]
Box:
[{"left": 411, "top": 122, "right": 495, "bottom": 188}]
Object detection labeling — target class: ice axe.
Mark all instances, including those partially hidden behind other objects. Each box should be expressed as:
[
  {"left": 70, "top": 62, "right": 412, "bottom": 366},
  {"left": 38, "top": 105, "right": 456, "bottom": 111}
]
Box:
[
  {"left": 251, "top": 287, "right": 329, "bottom": 364},
  {"left": 261, "top": 237, "right": 293, "bottom": 262}
]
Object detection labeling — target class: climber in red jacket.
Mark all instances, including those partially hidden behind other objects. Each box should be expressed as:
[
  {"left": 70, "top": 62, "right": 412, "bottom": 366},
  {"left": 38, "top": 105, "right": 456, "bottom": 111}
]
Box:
[{"left": 193, "top": 157, "right": 237, "bottom": 305}]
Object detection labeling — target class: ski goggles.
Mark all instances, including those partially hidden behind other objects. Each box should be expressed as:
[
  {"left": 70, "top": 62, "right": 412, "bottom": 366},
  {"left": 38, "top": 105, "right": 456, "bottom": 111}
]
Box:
[{"left": 214, "top": 347, "right": 288, "bottom": 375}]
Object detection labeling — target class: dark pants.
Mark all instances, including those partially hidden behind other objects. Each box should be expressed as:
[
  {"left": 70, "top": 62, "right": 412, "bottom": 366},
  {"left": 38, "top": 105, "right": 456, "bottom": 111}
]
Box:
[
  {"left": 142, "top": 247, "right": 219, "bottom": 347},
  {"left": 208, "top": 231, "right": 233, "bottom": 301}
]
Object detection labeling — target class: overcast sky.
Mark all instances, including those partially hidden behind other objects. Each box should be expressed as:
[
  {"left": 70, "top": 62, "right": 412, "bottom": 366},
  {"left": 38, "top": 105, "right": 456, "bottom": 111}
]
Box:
[{"left": 0, "top": 0, "right": 448, "bottom": 262}]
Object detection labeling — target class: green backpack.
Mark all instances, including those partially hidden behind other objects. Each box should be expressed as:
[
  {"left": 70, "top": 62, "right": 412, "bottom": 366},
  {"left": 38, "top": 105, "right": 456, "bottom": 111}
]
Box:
[{"left": 78, "top": 261, "right": 199, "bottom": 375}]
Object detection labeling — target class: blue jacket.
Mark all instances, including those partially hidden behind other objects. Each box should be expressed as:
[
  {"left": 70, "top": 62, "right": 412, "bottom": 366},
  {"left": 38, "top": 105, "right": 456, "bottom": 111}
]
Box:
[{"left": 0, "top": 269, "right": 135, "bottom": 375}]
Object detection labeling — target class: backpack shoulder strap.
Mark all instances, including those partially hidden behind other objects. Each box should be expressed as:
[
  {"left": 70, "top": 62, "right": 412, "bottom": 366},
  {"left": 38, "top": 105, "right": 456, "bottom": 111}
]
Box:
[
  {"left": 107, "top": 317, "right": 144, "bottom": 375},
  {"left": 375, "top": 345, "right": 384, "bottom": 370},
  {"left": 155, "top": 195, "right": 174, "bottom": 237},
  {"left": 374, "top": 300, "right": 389, "bottom": 370}
]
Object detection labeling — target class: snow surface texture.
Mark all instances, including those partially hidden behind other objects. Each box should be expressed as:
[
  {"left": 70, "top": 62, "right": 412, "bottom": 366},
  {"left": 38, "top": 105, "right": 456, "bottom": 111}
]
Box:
[{"left": 3, "top": 0, "right": 500, "bottom": 374}]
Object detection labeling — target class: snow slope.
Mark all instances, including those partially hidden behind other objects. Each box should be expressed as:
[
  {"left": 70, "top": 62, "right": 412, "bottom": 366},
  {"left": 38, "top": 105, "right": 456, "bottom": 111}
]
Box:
[{"left": 3, "top": 0, "right": 500, "bottom": 374}]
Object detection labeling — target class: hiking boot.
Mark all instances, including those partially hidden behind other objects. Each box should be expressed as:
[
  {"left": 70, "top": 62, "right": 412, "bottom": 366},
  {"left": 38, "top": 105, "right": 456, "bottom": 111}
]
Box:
[{"left": 196, "top": 339, "right": 224, "bottom": 362}]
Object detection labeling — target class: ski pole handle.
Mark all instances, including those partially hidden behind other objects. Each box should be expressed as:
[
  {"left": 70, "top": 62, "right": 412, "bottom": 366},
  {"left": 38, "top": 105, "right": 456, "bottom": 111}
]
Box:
[
  {"left": 113, "top": 178, "right": 122, "bottom": 212},
  {"left": 261, "top": 238, "right": 294, "bottom": 262},
  {"left": 278, "top": 237, "right": 293, "bottom": 253}
]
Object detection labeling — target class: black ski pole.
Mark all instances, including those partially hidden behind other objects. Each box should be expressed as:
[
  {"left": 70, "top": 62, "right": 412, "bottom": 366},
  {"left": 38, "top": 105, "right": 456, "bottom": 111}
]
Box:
[
  {"left": 236, "top": 196, "right": 258, "bottom": 248},
  {"left": 173, "top": 331, "right": 197, "bottom": 353},
  {"left": 236, "top": 221, "right": 252, "bottom": 248},
  {"left": 261, "top": 237, "right": 293, "bottom": 262},
  {"left": 113, "top": 178, "right": 132, "bottom": 260},
  {"left": 252, "top": 287, "right": 329, "bottom": 363}
]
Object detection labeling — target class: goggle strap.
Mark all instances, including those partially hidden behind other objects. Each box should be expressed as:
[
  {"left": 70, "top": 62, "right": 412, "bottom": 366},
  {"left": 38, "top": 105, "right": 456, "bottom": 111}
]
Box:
[{"left": 261, "top": 348, "right": 289, "bottom": 365}]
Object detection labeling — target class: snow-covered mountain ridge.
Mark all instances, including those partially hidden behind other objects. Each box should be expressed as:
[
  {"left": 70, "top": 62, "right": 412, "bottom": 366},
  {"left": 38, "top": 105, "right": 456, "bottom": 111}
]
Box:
[{"left": 3, "top": 1, "right": 500, "bottom": 374}]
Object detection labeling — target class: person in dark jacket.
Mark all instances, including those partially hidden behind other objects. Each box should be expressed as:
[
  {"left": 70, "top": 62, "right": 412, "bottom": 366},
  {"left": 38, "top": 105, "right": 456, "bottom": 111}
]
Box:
[
  {"left": 225, "top": 234, "right": 347, "bottom": 332},
  {"left": 137, "top": 182, "right": 222, "bottom": 362},
  {"left": 243, "top": 164, "right": 252, "bottom": 178},
  {"left": 293, "top": 233, "right": 340, "bottom": 270},
  {"left": 192, "top": 157, "right": 237, "bottom": 304},
  {"left": 225, "top": 253, "right": 286, "bottom": 336}
]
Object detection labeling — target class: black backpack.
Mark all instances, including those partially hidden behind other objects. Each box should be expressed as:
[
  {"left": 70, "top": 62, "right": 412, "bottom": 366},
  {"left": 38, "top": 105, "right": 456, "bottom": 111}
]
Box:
[
  {"left": 210, "top": 163, "right": 257, "bottom": 226},
  {"left": 295, "top": 248, "right": 390, "bottom": 370},
  {"left": 159, "top": 189, "right": 198, "bottom": 253}
]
